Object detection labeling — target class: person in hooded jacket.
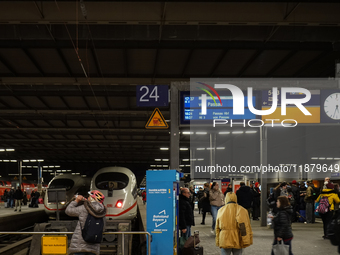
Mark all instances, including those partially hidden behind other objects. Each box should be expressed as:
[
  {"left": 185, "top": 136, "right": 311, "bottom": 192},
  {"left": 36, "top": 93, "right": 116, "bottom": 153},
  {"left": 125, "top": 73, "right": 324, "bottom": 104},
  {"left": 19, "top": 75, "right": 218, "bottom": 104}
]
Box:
[
  {"left": 270, "top": 196, "right": 294, "bottom": 255},
  {"left": 65, "top": 190, "right": 107, "bottom": 255},
  {"left": 236, "top": 182, "right": 253, "bottom": 218},
  {"left": 215, "top": 192, "right": 253, "bottom": 255},
  {"left": 223, "top": 183, "right": 232, "bottom": 197},
  {"left": 315, "top": 182, "right": 340, "bottom": 239}
]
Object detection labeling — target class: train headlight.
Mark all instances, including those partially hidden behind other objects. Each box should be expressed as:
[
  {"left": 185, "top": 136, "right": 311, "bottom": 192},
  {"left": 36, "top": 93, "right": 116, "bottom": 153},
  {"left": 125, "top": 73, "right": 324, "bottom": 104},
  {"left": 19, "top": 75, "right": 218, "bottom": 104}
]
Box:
[{"left": 115, "top": 199, "right": 124, "bottom": 208}]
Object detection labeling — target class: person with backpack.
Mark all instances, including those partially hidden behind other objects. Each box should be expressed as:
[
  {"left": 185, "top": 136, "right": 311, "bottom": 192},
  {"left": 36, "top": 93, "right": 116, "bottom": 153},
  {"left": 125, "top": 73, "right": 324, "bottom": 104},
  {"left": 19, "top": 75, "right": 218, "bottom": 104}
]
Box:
[
  {"left": 305, "top": 180, "right": 317, "bottom": 224},
  {"left": 65, "top": 190, "right": 107, "bottom": 255},
  {"left": 216, "top": 192, "right": 253, "bottom": 255},
  {"left": 315, "top": 182, "right": 340, "bottom": 239}
]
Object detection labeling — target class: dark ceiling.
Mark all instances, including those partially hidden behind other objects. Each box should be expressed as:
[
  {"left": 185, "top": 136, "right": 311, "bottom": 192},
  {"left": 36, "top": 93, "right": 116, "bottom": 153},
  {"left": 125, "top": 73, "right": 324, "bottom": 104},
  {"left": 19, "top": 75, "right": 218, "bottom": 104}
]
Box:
[{"left": 0, "top": 1, "right": 339, "bottom": 183}]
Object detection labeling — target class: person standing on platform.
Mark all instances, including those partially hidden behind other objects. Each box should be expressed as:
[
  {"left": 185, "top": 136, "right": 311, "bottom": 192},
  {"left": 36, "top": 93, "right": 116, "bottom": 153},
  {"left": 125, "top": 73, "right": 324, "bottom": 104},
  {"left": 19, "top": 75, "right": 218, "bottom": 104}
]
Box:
[
  {"left": 9, "top": 187, "right": 15, "bottom": 208},
  {"left": 290, "top": 180, "right": 300, "bottom": 222},
  {"left": 14, "top": 186, "right": 23, "bottom": 212},
  {"left": 22, "top": 191, "right": 28, "bottom": 206},
  {"left": 223, "top": 183, "right": 232, "bottom": 197},
  {"left": 210, "top": 182, "right": 225, "bottom": 234},
  {"left": 65, "top": 190, "right": 106, "bottom": 255},
  {"left": 323, "top": 177, "right": 331, "bottom": 189},
  {"left": 236, "top": 182, "right": 253, "bottom": 218},
  {"left": 179, "top": 188, "right": 194, "bottom": 238},
  {"left": 316, "top": 182, "right": 340, "bottom": 239},
  {"left": 201, "top": 183, "right": 211, "bottom": 225},
  {"left": 269, "top": 196, "right": 294, "bottom": 255},
  {"left": 216, "top": 192, "right": 253, "bottom": 255},
  {"left": 252, "top": 182, "right": 261, "bottom": 221},
  {"left": 305, "top": 180, "right": 316, "bottom": 223},
  {"left": 189, "top": 186, "right": 197, "bottom": 213},
  {"left": 197, "top": 187, "right": 204, "bottom": 214}
]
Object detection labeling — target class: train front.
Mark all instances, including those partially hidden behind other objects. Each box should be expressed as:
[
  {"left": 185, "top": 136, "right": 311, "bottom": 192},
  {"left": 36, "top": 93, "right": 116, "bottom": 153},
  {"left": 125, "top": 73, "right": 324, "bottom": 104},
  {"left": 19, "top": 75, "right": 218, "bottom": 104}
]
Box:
[{"left": 91, "top": 167, "right": 138, "bottom": 221}]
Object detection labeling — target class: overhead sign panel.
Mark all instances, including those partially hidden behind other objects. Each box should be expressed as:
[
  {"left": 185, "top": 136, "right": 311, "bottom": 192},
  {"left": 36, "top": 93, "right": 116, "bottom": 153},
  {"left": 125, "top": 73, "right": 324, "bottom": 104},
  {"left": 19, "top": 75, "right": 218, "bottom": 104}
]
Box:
[
  {"left": 145, "top": 108, "right": 169, "bottom": 129},
  {"left": 261, "top": 89, "right": 320, "bottom": 124},
  {"left": 136, "top": 85, "right": 169, "bottom": 107}
]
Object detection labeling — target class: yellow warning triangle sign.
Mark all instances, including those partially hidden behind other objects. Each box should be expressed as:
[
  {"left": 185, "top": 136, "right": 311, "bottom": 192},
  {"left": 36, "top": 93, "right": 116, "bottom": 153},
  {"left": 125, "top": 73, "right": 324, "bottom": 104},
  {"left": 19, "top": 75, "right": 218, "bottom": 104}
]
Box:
[{"left": 145, "top": 108, "right": 169, "bottom": 129}]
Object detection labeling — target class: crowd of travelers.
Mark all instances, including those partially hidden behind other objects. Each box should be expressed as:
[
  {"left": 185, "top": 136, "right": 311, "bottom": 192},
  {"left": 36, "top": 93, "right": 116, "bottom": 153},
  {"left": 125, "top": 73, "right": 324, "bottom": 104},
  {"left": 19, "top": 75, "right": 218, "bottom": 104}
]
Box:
[
  {"left": 1, "top": 187, "right": 44, "bottom": 210},
  {"left": 178, "top": 177, "right": 340, "bottom": 255}
]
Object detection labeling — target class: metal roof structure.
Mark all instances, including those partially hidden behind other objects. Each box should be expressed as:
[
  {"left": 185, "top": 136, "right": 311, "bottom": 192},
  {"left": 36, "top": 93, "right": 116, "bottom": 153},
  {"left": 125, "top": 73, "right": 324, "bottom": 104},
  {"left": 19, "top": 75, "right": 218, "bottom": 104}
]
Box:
[{"left": 0, "top": 1, "right": 339, "bottom": 183}]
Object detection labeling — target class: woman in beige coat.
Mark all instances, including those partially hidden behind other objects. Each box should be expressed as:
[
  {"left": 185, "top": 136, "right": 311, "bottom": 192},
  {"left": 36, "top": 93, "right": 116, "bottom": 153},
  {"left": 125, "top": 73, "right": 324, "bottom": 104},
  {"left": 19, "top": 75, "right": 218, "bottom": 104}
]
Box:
[
  {"left": 216, "top": 192, "right": 253, "bottom": 255},
  {"left": 209, "top": 182, "right": 225, "bottom": 233}
]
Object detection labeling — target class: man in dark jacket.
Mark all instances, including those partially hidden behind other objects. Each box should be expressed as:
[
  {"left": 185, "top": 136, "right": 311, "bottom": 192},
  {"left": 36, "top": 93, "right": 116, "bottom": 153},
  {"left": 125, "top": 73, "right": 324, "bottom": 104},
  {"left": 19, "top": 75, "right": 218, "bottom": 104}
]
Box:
[
  {"left": 290, "top": 180, "right": 300, "bottom": 222},
  {"left": 179, "top": 188, "right": 194, "bottom": 238},
  {"left": 305, "top": 180, "right": 315, "bottom": 223},
  {"left": 236, "top": 182, "right": 253, "bottom": 218},
  {"left": 13, "top": 186, "right": 23, "bottom": 212}
]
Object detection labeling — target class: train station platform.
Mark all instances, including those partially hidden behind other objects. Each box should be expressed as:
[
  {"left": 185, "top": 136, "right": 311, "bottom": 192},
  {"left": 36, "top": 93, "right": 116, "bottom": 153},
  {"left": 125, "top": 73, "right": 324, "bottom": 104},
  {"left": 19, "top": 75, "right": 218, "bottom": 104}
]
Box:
[
  {"left": 137, "top": 197, "right": 339, "bottom": 255},
  {"left": 0, "top": 203, "right": 48, "bottom": 231}
]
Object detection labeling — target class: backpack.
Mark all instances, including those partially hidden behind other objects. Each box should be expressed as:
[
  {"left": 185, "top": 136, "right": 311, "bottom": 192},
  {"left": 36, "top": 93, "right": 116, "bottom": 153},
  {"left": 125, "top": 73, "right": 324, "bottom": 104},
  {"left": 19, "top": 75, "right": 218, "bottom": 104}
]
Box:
[
  {"left": 311, "top": 187, "right": 320, "bottom": 201},
  {"left": 327, "top": 211, "right": 340, "bottom": 246},
  {"left": 317, "top": 196, "right": 330, "bottom": 214},
  {"left": 81, "top": 213, "right": 104, "bottom": 243}
]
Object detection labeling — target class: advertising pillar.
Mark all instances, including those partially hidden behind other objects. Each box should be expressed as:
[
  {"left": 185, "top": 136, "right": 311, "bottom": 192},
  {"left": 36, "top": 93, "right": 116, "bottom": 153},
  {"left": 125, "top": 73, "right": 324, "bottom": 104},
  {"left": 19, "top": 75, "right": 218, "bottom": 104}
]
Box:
[{"left": 146, "top": 170, "right": 179, "bottom": 255}]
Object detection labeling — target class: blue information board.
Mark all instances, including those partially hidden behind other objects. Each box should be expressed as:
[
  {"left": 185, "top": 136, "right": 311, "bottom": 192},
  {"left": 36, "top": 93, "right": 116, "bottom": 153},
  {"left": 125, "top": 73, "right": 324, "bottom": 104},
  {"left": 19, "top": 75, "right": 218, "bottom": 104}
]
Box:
[
  {"left": 146, "top": 170, "right": 179, "bottom": 255},
  {"left": 136, "top": 85, "right": 169, "bottom": 107}
]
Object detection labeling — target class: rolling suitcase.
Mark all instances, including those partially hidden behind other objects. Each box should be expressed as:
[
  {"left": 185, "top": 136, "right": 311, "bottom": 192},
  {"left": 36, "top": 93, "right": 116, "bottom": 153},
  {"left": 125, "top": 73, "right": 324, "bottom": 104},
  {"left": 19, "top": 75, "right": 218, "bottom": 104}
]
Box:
[{"left": 181, "top": 231, "right": 203, "bottom": 255}]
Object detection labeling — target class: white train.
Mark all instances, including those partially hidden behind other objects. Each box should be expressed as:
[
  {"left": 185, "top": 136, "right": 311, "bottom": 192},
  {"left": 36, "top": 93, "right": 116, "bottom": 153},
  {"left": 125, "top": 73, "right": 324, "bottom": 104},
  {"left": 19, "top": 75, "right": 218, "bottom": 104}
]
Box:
[
  {"left": 91, "top": 166, "right": 138, "bottom": 220},
  {"left": 44, "top": 174, "right": 91, "bottom": 217}
]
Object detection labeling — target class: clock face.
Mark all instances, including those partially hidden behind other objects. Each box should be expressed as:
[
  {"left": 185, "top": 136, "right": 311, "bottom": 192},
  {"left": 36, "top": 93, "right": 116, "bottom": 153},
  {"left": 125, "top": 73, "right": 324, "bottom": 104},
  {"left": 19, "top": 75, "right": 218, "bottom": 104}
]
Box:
[{"left": 324, "top": 93, "right": 340, "bottom": 120}]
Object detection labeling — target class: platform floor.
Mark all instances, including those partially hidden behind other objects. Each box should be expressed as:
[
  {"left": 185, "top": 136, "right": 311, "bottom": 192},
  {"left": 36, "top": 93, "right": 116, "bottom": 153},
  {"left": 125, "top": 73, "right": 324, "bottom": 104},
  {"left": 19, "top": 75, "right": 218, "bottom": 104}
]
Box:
[
  {"left": 0, "top": 203, "right": 48, "bottom": 231},
  {"left": 138, "top": 198, "right": 339, "bottom": 255}
]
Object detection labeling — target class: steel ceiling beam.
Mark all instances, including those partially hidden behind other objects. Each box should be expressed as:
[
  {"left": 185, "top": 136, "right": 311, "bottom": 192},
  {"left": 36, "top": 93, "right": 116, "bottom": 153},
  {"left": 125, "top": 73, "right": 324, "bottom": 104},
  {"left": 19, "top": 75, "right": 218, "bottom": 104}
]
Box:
[
  {"left": 22, "top": 49, "right": 45, "bottom": 77},
  {"left": 294, "top": 51, "right": 332, "bottom": 77},
  {"left": 238, "top": 49, "right": 263, "bottom": 77},
  {"left": 0, "top": 40, "right": 337, "bottom": 51},
  {"left": 266, "top": 50, "right": 297, "bottom": 77}
]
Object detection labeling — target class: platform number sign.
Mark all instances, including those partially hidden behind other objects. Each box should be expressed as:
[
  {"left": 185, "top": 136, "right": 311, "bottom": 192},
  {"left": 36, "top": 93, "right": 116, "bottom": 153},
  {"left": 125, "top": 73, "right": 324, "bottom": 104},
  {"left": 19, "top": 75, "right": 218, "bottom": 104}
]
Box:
[{"left": 136, "top": 85, "right": 169, "bottom": 107}]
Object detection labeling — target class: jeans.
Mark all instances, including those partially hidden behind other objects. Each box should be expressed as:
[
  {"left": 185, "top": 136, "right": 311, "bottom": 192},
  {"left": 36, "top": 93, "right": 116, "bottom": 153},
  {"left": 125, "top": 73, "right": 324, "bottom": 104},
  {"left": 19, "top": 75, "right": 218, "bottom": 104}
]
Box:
[
  {"left": 271, "top": 239, "right": 293, "bottom": 255},
  {"left": 184, "top": 226, "right": 191, "bottom": 238},
  {"left": 221, "top": 248, "right": 243, "bottom": 255},
  {"left": 211, "top": 205, "right": 222, "bottom": 230}
]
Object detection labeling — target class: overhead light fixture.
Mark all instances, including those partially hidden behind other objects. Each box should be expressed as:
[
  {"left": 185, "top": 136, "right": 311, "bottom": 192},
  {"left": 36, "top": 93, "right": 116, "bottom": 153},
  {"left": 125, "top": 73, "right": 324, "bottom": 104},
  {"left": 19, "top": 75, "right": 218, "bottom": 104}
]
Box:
[
  {"left": 319, "top": 157, "right": 326, "bottom": 160},
  {"left": 37, "top": 159, "right": 44, "bottom": 162},
  {"left": 232, "top": 131, "right": 244, "bottom": 134},
  {"left": 3, "top": 160, "right": 9, "bottom": 162},
  {"left": 182, "top": 131, "right": 193, "bottom": 135},
  {"left": 162, "top": 159, "right": 169, "bottom": 161},
  {"left": 10, "top": 160, "right": 17, "bottom": 162},
  {"left": 0, "top": 149, "right": 4, "bottom": 152},
  {"left": 23, "top": 160, "right": 29, "bottom": 162},
  {"left": 207, "top": 147, "right": 215, "bottom": 150},
  {"left": 182, "top": 159, "right": 189, "bottom": 161},
  {"left": 216, "top": 147, "right": 225, "bottom": 150},
  {"left": 30, "top": 160, "right": 37, "bottom": 162},
  {"left": 326, "top": 158, "right": 333, "bottom": 160},
  {"left": 245, "top": 131, "right": 257, "bottom": 134},
  {"left": 155, "top": 159, "right": 161, "bottom": 161},
  {"left": 5, "top": 149, "right": 15, "bottom": 151},
  {"left": 334, "top": 158, "right": 340, "bottom": 160},
  {"left": 311, "top": 157, "right": 318, "bottom": 160},
  {"left": 150, "top": 165, "right": 156, "bottom": 167},
  {"left": 196, "top": 148, "right": 205, "bottom": 150},
  {"left": 180, "top": 148, "right": 188, "bottom": 151},
  {"left": 185, "top": 165, "right": 191, "bottom": 167},
  {"left": 180, "top": 165, "right": 185, "bottom": 167},
  {"left": 160, "top": 148, "right": 169, "bottom": 150},
  {"left": 43, "top": 166, "right": 48, "bottom": 168},
  {"left": 218, "top": 131, "right": 230, "bottom": 134},
  {"left": 162, "top": 165, "right": 168, "bottom": 167},
  {"left": 196, "top": 132, "right": 207, "bottom": 135},
  {"left": 198, "top": 158, "right": 204, "bottom": 161}
]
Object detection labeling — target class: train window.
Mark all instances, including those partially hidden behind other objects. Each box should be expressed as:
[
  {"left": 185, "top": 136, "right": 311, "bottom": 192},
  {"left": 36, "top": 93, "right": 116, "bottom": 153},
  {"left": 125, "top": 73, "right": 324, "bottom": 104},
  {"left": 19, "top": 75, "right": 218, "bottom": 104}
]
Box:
[
  {"left": 95, "top": 173, "right": 129, "bottom": 190},
  {"left": 49, "top": 179, "right": 74, "bottom": 191}
]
